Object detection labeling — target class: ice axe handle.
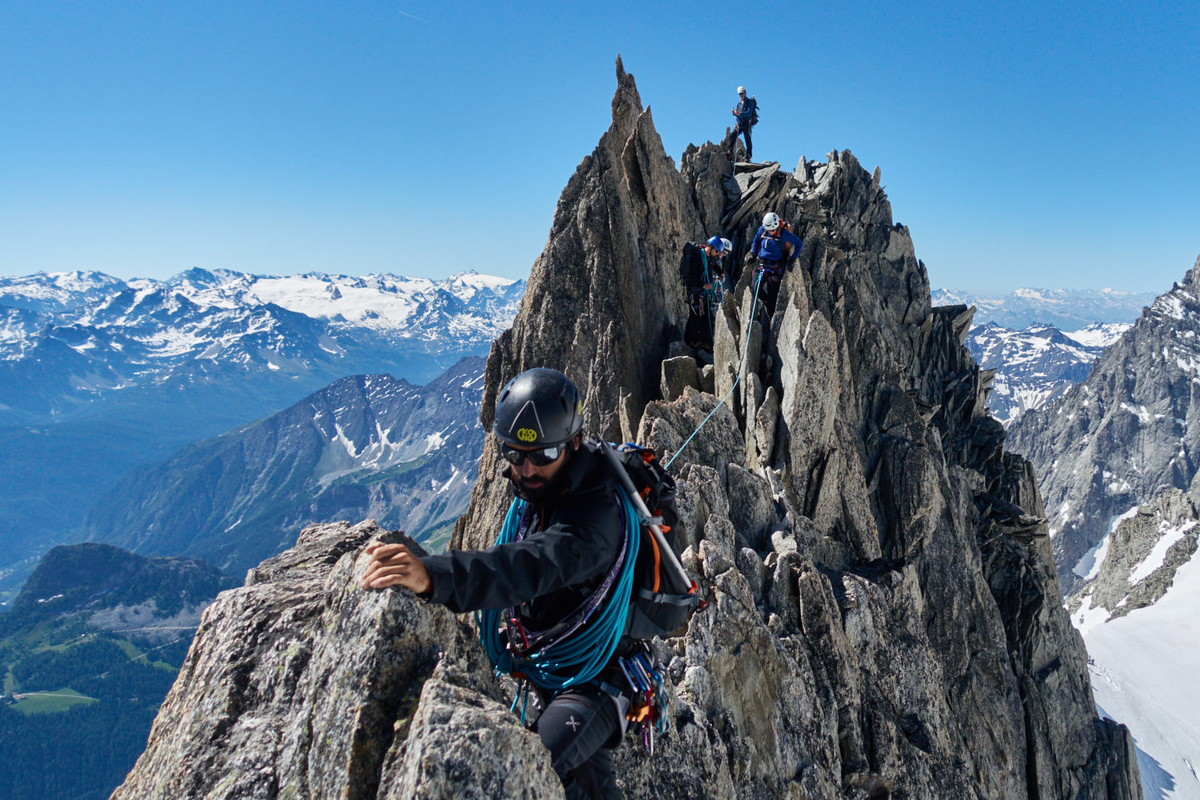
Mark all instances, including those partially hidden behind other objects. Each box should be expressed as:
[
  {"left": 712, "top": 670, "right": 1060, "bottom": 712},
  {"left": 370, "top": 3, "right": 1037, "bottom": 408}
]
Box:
[{"left": 601, "top": 443, "right": 690, "bottom": 585}]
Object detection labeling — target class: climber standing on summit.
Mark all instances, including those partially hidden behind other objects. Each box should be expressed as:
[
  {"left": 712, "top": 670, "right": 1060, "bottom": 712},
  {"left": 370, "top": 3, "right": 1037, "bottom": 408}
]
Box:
[
  {"left": 681, "top": 235, "right": 731, "bottom": 353},
  {"left": 751, "top": 212, "right": 803, "bottom": 318},
  {"left": 360, "top": 368, "right": 638, "bottom": 800},
  {"left": 726, "top": 86, "right": 756, "bottom": 162}
]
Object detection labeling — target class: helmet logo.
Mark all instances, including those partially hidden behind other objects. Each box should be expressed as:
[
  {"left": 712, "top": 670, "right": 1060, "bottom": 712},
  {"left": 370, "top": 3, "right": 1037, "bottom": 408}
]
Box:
[{"left": 516, "top": 428, "right": 538, "bottom": 443}]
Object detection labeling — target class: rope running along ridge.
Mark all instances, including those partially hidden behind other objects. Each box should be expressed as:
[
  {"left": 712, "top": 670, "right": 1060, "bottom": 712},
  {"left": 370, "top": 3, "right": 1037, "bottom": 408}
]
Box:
[{"left": 664, "top": 269, "right": 765, "bottom": 470}]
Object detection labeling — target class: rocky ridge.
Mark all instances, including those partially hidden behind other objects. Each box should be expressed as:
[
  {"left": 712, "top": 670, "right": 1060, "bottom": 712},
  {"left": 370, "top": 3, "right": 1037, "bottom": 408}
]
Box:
[
  {"left": 115, "top": 60, "right": 1139, "bottom": 799},
  {"left": 1068, "top": 488, "right": 1200, "bottom": 627},
  {"left": 1008, "top": 256, "right": 1200, "bottom": 591}
]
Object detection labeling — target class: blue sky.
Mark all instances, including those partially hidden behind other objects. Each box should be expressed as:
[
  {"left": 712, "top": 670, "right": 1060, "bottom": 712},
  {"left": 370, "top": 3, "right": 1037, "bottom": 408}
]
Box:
[{"left": 1, "top": 1, "right": 1197, "bottom": 294}]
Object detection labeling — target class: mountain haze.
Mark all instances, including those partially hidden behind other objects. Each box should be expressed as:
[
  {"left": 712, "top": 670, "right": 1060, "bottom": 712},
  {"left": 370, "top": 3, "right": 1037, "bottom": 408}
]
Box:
[{"left": 932, "top": 287, "right": 1154, "bottom": 331}]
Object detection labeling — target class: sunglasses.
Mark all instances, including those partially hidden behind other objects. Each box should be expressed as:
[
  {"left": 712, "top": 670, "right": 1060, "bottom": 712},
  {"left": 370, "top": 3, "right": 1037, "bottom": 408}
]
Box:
[{"left": 501, "top": 442, "right": 567, "bottom": 467}]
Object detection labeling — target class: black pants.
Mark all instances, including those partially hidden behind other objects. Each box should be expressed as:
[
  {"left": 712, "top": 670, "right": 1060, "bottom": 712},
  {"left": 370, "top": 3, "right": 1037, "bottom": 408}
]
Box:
[
  {"left": 728, "top": 121, "right": 752, "bottom": 161},
  {"left": 684, "top": 289, "right": 713, "bottom": 349},
  {"left": 536, "top": 684, "right": 625, "bottom": 799},
  {"left": 756, "top": 266, "right": 784, "bottom": 318}
]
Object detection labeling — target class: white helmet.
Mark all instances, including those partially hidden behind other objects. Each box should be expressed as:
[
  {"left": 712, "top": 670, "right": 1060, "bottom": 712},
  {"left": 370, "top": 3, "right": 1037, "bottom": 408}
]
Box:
[
  {"left": 737, "top": 85, "right": 746, "bottom": 95},
  {"left": 720, "top": 238, "right": 733, "bottom": 254},
  {"left": 762, "top": 212, "right": 781, "bottom": 232}
]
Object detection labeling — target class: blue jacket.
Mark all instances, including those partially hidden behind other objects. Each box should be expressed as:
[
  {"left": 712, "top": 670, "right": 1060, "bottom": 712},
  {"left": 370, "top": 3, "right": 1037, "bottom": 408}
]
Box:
[
  {"left": 736, "top": 97, "right": 756, "bottom": 126},
  {"left": 751, "top": 225, "right": 803, "bottom": 269}
]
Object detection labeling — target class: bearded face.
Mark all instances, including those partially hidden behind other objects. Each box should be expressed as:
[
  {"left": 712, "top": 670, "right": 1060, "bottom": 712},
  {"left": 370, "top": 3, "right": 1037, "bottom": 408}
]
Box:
[{"left": 501, "top": 439, "right": 577, "bottom": 502}]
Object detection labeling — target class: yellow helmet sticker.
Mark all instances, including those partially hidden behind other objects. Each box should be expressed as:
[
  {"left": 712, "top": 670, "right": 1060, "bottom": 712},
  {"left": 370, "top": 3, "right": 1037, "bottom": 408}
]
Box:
[{"left": 516, "top": 428, "right": 538, "bottom": 442}]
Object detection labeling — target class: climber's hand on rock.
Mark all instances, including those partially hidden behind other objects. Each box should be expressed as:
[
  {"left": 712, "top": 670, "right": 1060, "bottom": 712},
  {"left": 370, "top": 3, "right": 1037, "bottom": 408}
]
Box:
[{"left": 360, "top": 541, "right": 432, "bottom": 595}]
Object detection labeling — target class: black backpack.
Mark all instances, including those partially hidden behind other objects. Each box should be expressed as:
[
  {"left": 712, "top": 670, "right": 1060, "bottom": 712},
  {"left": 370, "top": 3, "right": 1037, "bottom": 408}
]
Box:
[
  {"left": 749, "top": 97, "right": 759, "bottom": 127},
  {"left": 603, "top": 442, "right": 703, "bottom": 639}
]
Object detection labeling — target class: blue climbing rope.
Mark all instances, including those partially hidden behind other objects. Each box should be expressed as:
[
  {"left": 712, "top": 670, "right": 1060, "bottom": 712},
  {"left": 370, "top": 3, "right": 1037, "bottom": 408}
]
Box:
[
  {"left": 477, "top": 491, "right": 641, "bottom": 694},
  {"left": 664, "top": 269, "right": 765, "bottom": 470}
]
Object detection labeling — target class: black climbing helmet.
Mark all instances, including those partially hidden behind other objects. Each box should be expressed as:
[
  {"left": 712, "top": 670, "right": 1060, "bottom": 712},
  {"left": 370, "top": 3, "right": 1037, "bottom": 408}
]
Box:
[{"left": 493, "top": 368, "right": 584, "bottom": 448}]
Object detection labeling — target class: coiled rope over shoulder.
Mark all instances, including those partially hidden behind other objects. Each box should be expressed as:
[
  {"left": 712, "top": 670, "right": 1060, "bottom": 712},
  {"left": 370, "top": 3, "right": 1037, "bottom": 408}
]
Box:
[{"left": 477, "top": 491, "right": 641, "bottom": 692}]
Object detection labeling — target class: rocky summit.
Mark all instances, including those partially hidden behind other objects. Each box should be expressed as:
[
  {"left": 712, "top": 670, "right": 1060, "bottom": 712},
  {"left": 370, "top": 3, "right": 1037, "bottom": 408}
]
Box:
[{"left": 115, "top": 60, "right": 1140, "bottom": 800}]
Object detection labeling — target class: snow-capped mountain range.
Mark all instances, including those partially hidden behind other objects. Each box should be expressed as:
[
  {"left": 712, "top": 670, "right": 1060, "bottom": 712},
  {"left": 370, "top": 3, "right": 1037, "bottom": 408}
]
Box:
[
  {"left": 0, "top": 268, "right": 523, "bottom": 421},
  {"left": 0, "top": 268, "right": 523, "bottom": 601},
  {"left": 933, "top": 287, "right": 1147, "bottom": 426},
  {"left": 966, "top": 321, "right": 1129, "bottom": 426},
  {"left": 932, "top": 286, "right": 1155, "bottom": 331}
]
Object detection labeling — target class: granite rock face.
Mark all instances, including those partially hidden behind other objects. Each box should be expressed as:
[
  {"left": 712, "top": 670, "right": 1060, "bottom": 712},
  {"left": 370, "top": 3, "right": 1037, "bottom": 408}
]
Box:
[
  {"left": 116, "top": 61, "right": 1139, "bottom": 800},
  {"left": 1009, "top": 255, "right": 1200, "bottom": 592},
  {"left": 113, "top": 520, "right": 562, "bottom": 800}
]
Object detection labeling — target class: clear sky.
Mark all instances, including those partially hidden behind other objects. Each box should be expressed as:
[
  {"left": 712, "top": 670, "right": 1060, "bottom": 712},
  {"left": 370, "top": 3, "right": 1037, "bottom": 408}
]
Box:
[{"left": 2, "top": 0, "right": 1197, "bottom": 294}]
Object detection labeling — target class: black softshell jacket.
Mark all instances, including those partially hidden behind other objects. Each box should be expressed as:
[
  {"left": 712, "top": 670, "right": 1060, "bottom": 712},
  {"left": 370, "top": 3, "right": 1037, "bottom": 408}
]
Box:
[
  {"left": 681, "top": 242, "right": 719, "bottom": 291},
  {"left": 421, "top": 441, "right": 624, "bottom": 627}
]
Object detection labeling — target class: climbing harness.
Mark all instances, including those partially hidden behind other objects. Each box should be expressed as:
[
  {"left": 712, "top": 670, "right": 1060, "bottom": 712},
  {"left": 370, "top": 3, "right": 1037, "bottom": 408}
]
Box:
[
  {"left": 477, "top": 442, "right": 701, "bottom": 749},
  {"left": 664, "top": 269, "right": 765, "bottom": 470}
]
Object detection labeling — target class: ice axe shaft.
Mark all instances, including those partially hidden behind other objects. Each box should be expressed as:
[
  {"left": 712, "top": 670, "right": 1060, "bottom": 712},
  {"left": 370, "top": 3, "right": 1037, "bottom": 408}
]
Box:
[{"left": 602, "top": 444, "right": 690, "bottom": 586}]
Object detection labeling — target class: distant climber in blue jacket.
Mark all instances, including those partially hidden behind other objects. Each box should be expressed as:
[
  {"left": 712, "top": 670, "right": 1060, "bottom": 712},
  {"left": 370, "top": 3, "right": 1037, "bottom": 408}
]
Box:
[
  {"left": 750, "top": 212, "right": 803, "bottom": 318},
  {"left": 726, "top": 86, "right": 756, "bottom": 162}
]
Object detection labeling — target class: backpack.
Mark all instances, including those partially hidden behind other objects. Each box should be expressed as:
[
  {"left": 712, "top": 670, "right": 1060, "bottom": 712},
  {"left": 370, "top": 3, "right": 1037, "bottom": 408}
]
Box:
[
  {"left": 678, "top": 241, "right": 701, "bottom": 283},
  {"left": 604, "top": 442, "right": 703, "bottom": 639},
  {"left": 749, "top": 97, "right": 759, "bottom": 127}
]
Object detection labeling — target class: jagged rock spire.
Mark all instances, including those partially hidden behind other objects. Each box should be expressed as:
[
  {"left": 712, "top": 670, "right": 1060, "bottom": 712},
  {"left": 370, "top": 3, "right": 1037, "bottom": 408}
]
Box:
[{"left": 456, "top": 59, "right": 702, "bottom": 551}]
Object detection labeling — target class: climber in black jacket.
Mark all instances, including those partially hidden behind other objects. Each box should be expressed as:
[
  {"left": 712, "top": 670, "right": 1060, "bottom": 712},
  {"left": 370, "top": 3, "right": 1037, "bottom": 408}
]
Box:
[
  {"left": 361, "top": 368, "right": 631, "bottom": 800},
  {"left": 681, "top": 235, "right": 730, "bottom": 352}
]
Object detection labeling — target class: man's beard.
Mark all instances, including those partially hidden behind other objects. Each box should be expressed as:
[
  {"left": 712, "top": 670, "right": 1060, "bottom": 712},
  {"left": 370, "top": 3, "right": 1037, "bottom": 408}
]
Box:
[{"left": 507, "top": 452, "right": 572, "bottom": 503}]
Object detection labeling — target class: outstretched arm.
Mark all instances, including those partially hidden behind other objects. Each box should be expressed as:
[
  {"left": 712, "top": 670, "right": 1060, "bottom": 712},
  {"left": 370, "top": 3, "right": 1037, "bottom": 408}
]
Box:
[{"left": 784, "top": 229, "right": 804, "bottom": 260}]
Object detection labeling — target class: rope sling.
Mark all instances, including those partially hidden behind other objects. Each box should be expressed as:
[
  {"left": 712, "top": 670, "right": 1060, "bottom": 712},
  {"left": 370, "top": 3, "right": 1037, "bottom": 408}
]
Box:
[{"left": 477, "top": 489, "right": 641, "bottom": 694}]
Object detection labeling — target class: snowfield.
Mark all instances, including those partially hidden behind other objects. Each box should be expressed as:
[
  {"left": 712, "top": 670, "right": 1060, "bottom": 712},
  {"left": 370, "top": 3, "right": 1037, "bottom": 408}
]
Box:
[{"left": 1080, "top": 552, "right": 1200, "bottom": 799}]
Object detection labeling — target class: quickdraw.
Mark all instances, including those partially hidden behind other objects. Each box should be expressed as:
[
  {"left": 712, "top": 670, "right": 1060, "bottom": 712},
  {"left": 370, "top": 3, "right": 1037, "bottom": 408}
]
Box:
[{"left": 618, "top": 652, "right": 670, "bottom": 755}]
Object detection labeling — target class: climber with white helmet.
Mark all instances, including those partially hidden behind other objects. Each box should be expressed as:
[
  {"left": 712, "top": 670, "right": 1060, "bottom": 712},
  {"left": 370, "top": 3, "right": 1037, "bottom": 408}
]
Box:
[{"left": 750, "top": 211, "right": 803, "bottom": 318}]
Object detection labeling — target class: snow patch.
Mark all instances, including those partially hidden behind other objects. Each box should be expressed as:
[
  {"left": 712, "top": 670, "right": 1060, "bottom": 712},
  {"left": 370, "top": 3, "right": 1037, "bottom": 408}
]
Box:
[
  {"left": 1129, "top": 519, "right": 1197, "bottom": 585},
  {"left": 1075, "top": 507, "right": 1138, "bottom": 579},
  {"left": 1120, "top": 403, "right": 1153, "bottom": 425}
]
